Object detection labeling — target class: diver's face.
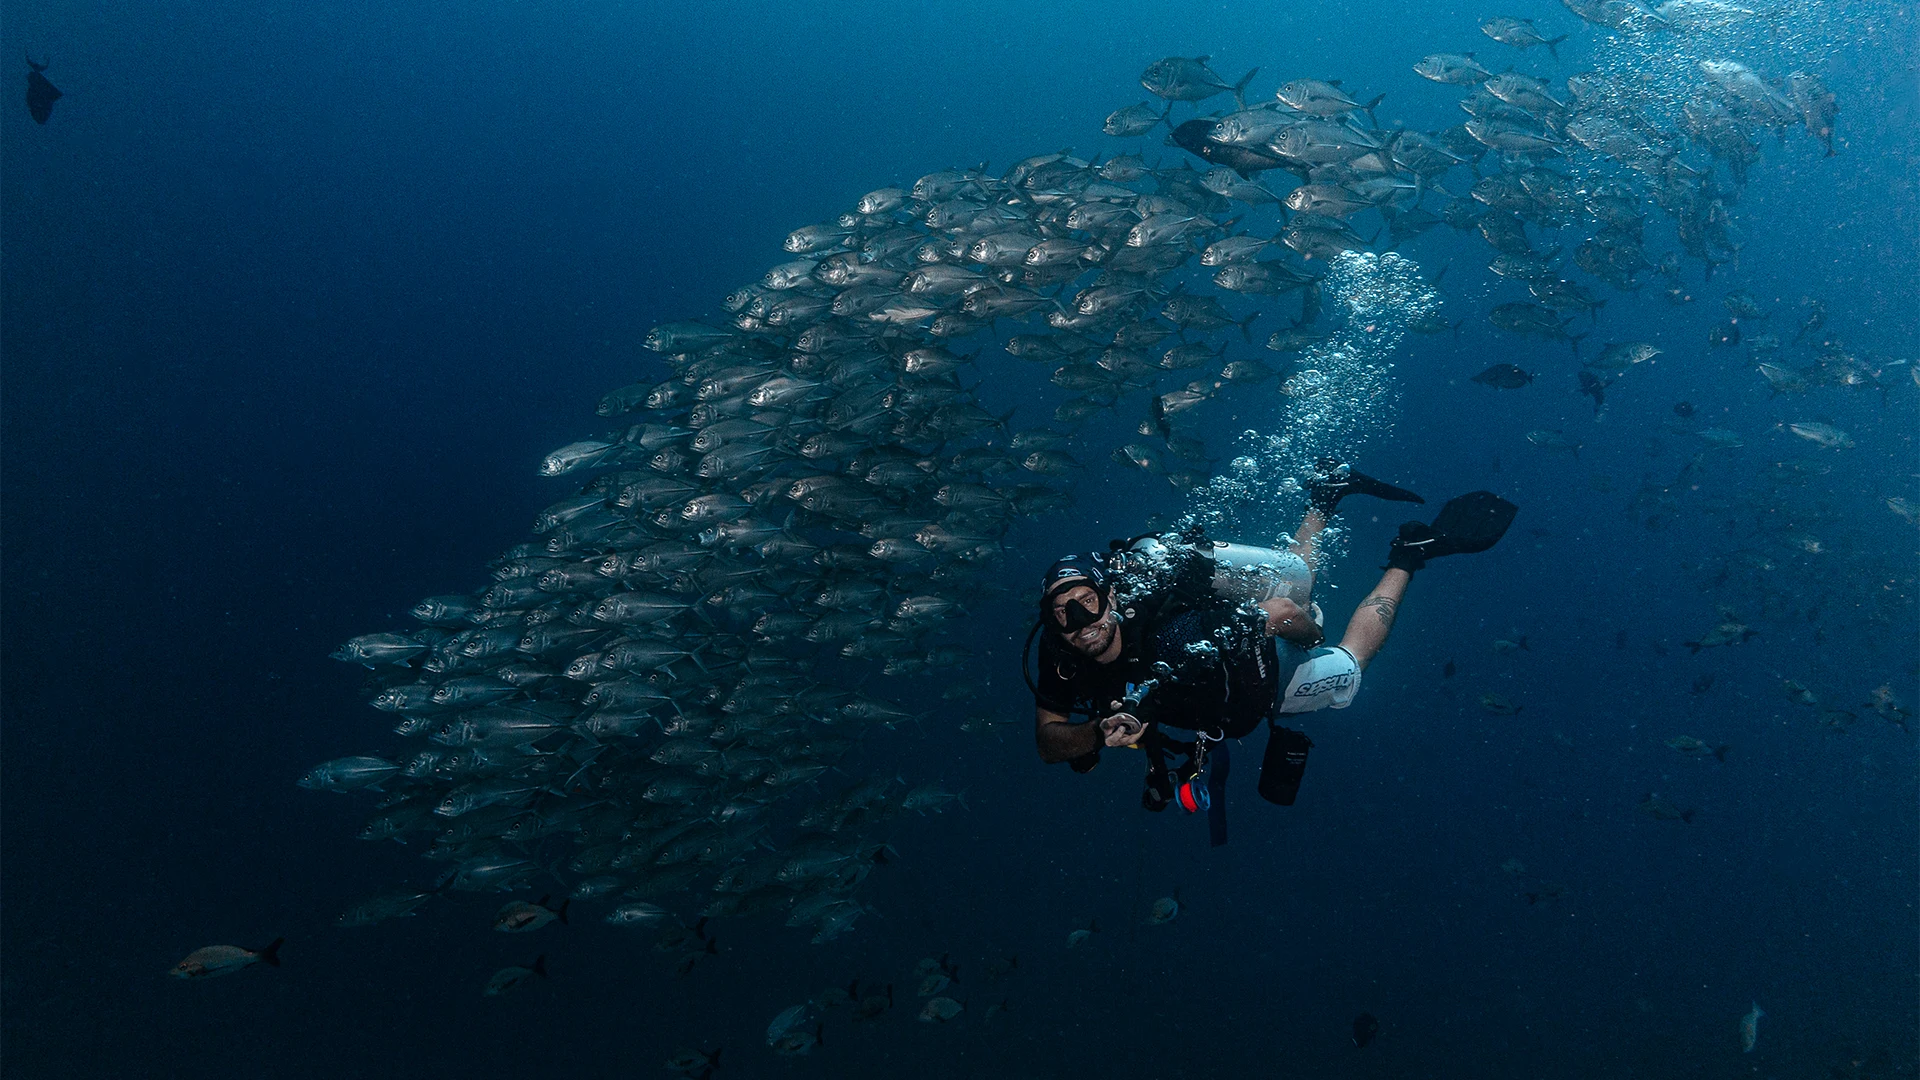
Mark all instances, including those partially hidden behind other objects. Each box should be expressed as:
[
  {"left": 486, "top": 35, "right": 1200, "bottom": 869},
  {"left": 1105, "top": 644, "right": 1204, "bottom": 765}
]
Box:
[{"left": 1050, "top": 583, "right": 1117, "bottom": 657}]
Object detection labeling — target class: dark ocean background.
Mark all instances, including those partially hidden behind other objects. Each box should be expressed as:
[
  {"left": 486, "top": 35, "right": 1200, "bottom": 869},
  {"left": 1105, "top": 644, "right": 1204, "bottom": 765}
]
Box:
[{"left": 3, "top": 1, "right": 1916, "bottom": 1077}]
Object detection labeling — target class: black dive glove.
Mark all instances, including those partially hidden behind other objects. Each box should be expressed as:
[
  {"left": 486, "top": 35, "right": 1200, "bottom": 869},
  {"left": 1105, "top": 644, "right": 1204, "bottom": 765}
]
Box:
[{"left": 1386, "top": 521, "right": 1442, "bottom": 572}]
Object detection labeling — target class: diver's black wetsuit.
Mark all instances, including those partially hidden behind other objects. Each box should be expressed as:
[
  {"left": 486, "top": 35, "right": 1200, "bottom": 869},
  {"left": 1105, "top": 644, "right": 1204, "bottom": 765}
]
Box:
[{"left": 1033, "top": 560, "right": 1281, "bottom": 774}]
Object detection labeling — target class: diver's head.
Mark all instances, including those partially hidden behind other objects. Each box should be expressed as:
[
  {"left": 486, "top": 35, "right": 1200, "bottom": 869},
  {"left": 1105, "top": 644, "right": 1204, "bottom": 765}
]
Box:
[{"left": 1041, "top": 554, "right": 1119, "bottom": 658}]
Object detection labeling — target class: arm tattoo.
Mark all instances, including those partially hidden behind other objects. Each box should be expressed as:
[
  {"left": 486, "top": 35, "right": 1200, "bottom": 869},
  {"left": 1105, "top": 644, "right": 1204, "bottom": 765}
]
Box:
[{"left": 1361, "top": 594, "right": 1398, "bottom": 629}]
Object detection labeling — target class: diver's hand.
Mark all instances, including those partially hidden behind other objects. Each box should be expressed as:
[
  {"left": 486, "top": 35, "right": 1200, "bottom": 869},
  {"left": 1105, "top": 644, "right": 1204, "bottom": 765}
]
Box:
[{"left": 1100, "top": 708, "right": 1146, "bottom": 748}]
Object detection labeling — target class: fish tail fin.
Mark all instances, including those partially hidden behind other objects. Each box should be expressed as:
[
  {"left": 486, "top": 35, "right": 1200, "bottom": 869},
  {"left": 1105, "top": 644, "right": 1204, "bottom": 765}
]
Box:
[
  {"left": 1713, "top": 745, "right": 1731, "bottom": 762},
  {"left": 1231, "top": 67, "right": 1261, "bottom": 111},
  {"left": 1546, "top": 35, "right": 1568, "bottom": 58},
  {"left": 532, "top": 955, "right": 549, "bottom": 978},
  {"left": 1362, "top": 93, "right": 1386, "bottom": 126},
  {"left": 1519, "top": 636, "right": 1530, "bottom": 651},
  {"left": 257, "top": 938, "right": 285, "bottom": 967},
  {"left": 557, "top": 898, "right": 571, "bottom": 924},
  {"left": 1451, "top": 318, "right": 1465, "bottom": 336},
  {"left": 1680, "top": 809, "right": 1696, "bottom": 824}
]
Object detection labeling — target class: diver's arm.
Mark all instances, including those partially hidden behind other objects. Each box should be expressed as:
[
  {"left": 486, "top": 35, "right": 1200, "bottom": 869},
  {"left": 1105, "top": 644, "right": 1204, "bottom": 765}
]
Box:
[
  {"left": 1036, "top": 706, "right": 1102, "bottom": 763},
  {"left": 1258, "top": 596, "right": 1324, "bottom": 647},
  {"left": 1337, "top": 568, "right": 1410, "bottom": 669},
  {"left": 1035, "top": 706, "right": 1144, "bottom": 763}
]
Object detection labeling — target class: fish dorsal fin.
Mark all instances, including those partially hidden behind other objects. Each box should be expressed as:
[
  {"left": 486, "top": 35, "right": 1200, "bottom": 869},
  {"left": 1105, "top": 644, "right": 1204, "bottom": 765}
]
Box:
[
  {"left": 1328, "top": 79, "right": 1342, "bottom": 87},
  {"left": 1194, "top": 55, "right": 1210, "bottom": 64}
]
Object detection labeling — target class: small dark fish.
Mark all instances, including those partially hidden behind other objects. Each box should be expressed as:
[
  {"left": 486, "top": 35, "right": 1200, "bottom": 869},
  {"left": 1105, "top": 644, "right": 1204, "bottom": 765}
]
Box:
[
  {"left": 1443, "top": 660, "right": 1456, "bottom": 679},
  {"left": 1673, "top": 401, "right": 1695, "bottom": 418},
  {"left": 1352, "top": 1012, "right": 1381, "bottom": 1047},
  {"left": 1167, "top": 118, "right": 1289, "bottom": 177},
  {"left": 26, "top": 53, "right": 60, "bottom": 125},
  {"left": 1691, "top": 673, "right": 1715, "bottom": 694},
  {"left": 1471, "top": 363, "right": 1534, "bottom": 389},
  {"left": 1707, "top": 320, "right": 1741, "bottom": 348},
  {"left": 1577, "top": 370, "right": 1609, "bottom": 413}
]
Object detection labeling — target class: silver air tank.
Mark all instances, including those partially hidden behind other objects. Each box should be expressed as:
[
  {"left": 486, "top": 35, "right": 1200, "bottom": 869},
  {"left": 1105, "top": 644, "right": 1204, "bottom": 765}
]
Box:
[
  {"left": 1123, "top": 537, "right": 1314, "bottom": 608},
  {"left": 1207, "top": 542, "right": 1313, "bottom": 608}
]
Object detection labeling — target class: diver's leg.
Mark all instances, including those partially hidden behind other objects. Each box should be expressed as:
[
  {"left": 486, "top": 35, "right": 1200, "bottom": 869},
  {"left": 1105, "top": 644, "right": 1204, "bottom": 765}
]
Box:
[
  {"left": 1289, "top": 508, "right": 1329, "bottom": 573},
  {"left": 1336, "top": 568, "right": 1410, "bottom": 669}
]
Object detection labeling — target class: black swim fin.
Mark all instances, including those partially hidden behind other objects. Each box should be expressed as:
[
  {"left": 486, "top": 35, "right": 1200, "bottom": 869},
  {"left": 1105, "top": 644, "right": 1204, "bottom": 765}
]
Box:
[
  {"left": 1307, "top": 458, "right": 1426, "bottom": 515},
  {"left": 1428, "top": 490, "right": 1517, "bottom": 554},
  {"left": 1387, "top": 491, "right": 1517, "bottom": 571}
]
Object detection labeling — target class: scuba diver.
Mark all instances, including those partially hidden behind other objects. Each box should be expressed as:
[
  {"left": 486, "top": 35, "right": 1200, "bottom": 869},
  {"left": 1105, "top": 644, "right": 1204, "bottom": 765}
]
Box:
[{"left": 1026, "top": 461, "right": 1517, "bottom": 844}]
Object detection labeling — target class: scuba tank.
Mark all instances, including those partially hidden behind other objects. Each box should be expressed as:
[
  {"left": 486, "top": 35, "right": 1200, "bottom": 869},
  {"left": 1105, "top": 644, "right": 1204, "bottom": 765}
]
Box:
[{"left": 1117, "top": 536, "right": 1314, "bottom": 609}]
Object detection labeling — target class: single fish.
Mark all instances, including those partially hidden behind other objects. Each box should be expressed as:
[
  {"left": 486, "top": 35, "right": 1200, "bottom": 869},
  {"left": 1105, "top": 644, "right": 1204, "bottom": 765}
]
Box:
[
  {"left": 484, "top": 956, "right": 547, "bottom": 996},
  {"left": 1666, "top": 735, "right": 1730, "bottom": 761},
  {"left": 919, "top": 996, "right": 965, "bottom": 1023},
  {"left": 25, "top": 54, "right": 60, "bottom": 125},
  {"left": 1526, "top": 429, "right": 1582, "bottom": 457},
  {"left": 1637, "top": 793, "right": 1695, "bottom": 823},
  {"left": 1148, "top": 890, "right": 1181, "bottom": 925},
  {"left": 493, "top": 895, "right": 569, "bottom": 933},
  {"left": 1480, "top": 16, "right": 1570, "bottom": 57},
  {"left": 170, "top": 938, "right": 283, "bottom": 979},
  {"left": 1066, "top": 919, "right": 1100, "bottom": 947},
  {"left": 766, "top": 1004, "right": 823, "bottom": 1055},
  {"left": 1740, "top": 1002, "right": 1764, "bottom": 1052},
  {"left": 850, "top": 985, "right": 894, "bottom": 1022},
  {"left": 1140, "top": 55, "right": 1259, "bottom": 106},
  {"left": 338, "top": 891, "right": 432, "bottom": 928},
  {"left": 1471, "top": 363, "right": 1534, "bottom": 389},
  {"left": 664, "top": 1046, "right": 721, "bottom": 1079},
  {"left": 1353, "top": 1012, "right": 1381, "bottom": 1047},
  {"left": 1480, "top": 693, "right": 1523, "bottom": 715},
  {"left": 1786, "top": 422, "right": 1853, "bottom": 449}
]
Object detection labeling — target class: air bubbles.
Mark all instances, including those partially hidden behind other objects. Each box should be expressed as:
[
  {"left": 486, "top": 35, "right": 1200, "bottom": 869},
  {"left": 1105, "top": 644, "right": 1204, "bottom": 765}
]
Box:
[{"left": 1182, "top": 251, "right": 1437, "bottom": 552}]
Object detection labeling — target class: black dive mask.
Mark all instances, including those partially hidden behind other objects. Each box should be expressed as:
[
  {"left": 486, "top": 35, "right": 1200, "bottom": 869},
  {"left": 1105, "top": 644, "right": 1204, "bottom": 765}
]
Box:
[
  {"left": 1060, "top": 595, "right": 1104, "bottom": 633},
  {"left": 1046, "top": 584, "right": 1110, "bottom": 636}
]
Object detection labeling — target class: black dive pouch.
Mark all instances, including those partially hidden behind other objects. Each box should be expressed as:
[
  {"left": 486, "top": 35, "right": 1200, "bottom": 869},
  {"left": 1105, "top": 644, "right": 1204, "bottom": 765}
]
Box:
[{"left": 1257, "top": 726, "right": 1314, "bottom": 806}]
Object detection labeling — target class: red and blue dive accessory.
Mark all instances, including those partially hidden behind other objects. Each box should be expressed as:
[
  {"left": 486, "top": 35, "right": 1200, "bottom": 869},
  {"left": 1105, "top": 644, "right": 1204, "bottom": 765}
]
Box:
[{"left": 1174, "top": 774, "right": 1210, "bottom": 813}]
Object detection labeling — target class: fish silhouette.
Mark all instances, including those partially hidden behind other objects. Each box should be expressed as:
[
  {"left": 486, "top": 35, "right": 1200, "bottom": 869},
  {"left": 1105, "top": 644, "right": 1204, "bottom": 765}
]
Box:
[
  {"left": 26, "top": 53, "right": 60, "bottom": 125},
  {"left": 1352, "top": 1012, "right": 1380, "bottom": 1047}
]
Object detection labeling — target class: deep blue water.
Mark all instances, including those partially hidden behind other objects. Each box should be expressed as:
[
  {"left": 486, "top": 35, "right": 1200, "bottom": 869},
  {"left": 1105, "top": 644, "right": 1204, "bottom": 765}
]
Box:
[{"left": 3, "top": 1, "right": 1916, "bottom": 1077}]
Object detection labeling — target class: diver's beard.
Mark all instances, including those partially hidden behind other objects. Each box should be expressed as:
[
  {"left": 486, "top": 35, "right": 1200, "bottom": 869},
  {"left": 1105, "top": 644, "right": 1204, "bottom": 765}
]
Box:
[{"left": 1067, "top": 617, "right": 1115, "bottom": 656}]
